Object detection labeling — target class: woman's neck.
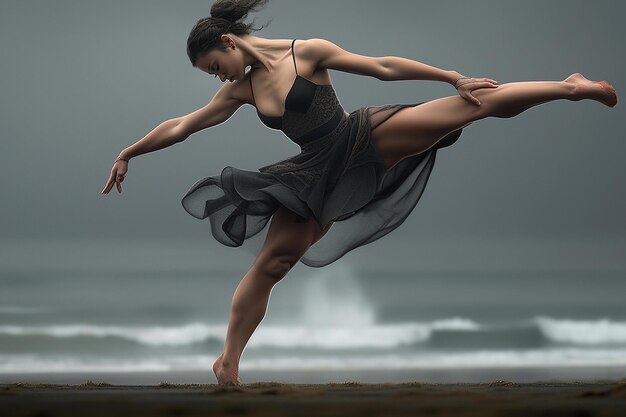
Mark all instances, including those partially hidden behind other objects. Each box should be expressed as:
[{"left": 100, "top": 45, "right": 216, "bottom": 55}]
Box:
[{"left": 235, "top": 34, "right": 294, "bottom": 73}]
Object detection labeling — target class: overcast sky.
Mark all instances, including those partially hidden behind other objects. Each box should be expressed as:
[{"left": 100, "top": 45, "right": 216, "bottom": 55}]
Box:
[{"left": 1, "top": 0, "right": 624, "bottom": 271}]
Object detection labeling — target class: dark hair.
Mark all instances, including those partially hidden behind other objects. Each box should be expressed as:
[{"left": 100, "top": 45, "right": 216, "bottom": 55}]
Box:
[{"left": 187, "top": 0, "right": 272, "bottom": 67}]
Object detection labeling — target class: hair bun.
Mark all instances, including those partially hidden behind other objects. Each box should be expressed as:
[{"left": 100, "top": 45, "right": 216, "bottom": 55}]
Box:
[
  {"left": 210, "top": 0, "right": 250, "bottom": 24},
  {"left": 210, "top": 12, "right": 235, "bottom": 23}
]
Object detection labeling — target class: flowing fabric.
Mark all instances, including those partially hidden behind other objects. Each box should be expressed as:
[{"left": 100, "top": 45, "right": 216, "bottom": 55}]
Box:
[{"left": 182, "top": 102, "right": 463, "bottom": 268}]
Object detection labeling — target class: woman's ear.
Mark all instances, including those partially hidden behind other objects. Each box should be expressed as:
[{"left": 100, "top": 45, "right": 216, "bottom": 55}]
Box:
[{"left": 221, "top": 34, "right": 236, "bottom": 49}]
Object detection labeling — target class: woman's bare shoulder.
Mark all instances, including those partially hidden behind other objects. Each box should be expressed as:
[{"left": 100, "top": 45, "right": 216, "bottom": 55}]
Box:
[
  {"left": 299, "top": 37, "right": 386, "bottom": 79},
  {"left": 222, "top": 72, "right": 254, "bottom": 106},
  {"left": 297, "top": 38, "right": 339, "bottom": 57}
]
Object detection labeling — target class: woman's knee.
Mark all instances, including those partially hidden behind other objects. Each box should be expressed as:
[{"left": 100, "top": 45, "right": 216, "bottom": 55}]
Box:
[
  {"left": 253, "top": 207, "right": 325, "bottom": 281},
  {"left": 253, "top": 250, "right": 298, "bottom": 282},
  {"left": 472, "top": 88, "right": 519, "bottom": 118}
]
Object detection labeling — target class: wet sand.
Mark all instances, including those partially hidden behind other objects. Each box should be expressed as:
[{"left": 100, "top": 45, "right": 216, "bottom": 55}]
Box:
[{"left": 2, "top": 379, "right": 626, "bottom": 417}]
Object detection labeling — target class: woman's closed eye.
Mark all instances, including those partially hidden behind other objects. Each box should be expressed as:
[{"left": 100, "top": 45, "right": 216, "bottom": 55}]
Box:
[{"left": 208, "top": 64, "right": 218, "bottom": 77}]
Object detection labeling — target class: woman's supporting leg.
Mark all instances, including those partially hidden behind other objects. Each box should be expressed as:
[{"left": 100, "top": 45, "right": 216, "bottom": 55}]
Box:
[
  {"left": 371, "top": 73, "right": 618, "bottom": 171},
  {"left": 212, "top": 206, "right": 332, "bottom": 385}
]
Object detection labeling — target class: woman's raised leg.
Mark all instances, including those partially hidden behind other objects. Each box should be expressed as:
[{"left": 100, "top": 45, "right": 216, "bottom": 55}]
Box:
[
  {"left": 212, "top": 206, "right": 331, "bottom": 385},
  {"left": 371, "top": 73, "right": 618, "bottom": 171}
]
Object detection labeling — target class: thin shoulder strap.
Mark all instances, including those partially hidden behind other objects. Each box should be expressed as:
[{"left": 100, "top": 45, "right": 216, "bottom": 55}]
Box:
[
  {"left": 248, "top": 71, "right": 256, "bottom": 104},
  {"left": 291, "top": 39, "right": 298, "bottom": 75},
  {"left": 250, "top": 39, "right": 297, "bottom": 105}
]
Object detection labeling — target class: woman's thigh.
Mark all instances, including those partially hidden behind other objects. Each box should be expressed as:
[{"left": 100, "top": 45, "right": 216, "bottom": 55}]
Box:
[{"left": 371, "top": 95, "right": 488, "bottom": 170}]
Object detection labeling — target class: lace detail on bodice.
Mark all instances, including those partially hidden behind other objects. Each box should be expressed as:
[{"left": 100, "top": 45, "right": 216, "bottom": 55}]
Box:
[
  {"left": 258, "top": 111, "right": 350, "bottom": 188},
  {"left": 280, "top": 85, "right": 343, "bottom": 142}
]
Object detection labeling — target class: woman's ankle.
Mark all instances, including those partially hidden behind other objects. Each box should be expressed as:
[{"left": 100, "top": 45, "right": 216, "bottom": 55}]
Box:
[{"left": 221, "top": 354, "right": 239, "bottom": 369}]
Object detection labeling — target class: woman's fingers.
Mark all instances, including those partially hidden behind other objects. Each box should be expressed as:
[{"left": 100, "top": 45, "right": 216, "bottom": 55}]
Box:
[
  {"left": 101, "top": 161, "right": 130, "bottom": 194},
  {"left": 475, "top": 79, "right": 498, "bottom": 88},
  {"left": 102, "top": 169, "right": 121, "bottom": 194},
  {"left": 457, "top": 77, "right": 500, "bottom": 106},
  {"left": 469, "top": 82, "right": 502, "bottom": 104},
  {"left": 460, "top": 92, "right": 479, "bottom": 106},
  {"left": 104, "top": 180, "right": 114, "bottom": 194},
  {"left": 116, "top": 174, "right": 124, "bottom": 193},
  {"left": 460, "top": 89, "right": 481, "bottom": 106},
  {"left": 102, "top": 173, "right": 114, "bottom": 194}
]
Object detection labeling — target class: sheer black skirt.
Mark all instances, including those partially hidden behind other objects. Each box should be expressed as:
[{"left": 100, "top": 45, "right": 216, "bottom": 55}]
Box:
[{"left": 181, "top": 102, "right": 463, "bottom": 268}]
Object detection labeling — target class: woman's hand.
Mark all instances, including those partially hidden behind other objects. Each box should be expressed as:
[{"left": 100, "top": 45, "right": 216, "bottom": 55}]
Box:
[
  {"left": 101, "top": 157, "right": 129, "bottom": 194},
  {"left": 454, "top": 77, "right": 499, "bottom": 106}
]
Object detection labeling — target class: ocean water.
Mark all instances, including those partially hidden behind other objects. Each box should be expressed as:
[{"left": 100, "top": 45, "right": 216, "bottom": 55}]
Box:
[{"left": 1, "top": 261, "right": 626, "bottom": 384}]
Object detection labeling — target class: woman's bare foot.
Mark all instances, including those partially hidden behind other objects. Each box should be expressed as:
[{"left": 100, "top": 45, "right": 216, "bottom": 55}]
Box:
[
  {"left": 212, "top": 353, "right": 241, "bottom": 386},
  {"left": 564, "top": 73, "right": 618, "bottom": 107}
]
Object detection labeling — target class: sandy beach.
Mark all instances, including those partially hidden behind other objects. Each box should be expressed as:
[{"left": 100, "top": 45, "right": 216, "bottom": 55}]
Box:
[{"left": 2, "top": 378, "right": 626, "bottom": 417}]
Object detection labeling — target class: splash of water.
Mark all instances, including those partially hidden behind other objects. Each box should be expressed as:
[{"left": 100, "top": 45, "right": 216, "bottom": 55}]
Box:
[{"left": 299, "top": 263, "right": 376, "bottom": 326}]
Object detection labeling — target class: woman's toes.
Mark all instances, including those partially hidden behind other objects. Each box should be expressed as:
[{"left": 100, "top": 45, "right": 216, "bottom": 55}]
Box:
[{"left": 597, "top": 81, "right": 618, "bottom": 107}]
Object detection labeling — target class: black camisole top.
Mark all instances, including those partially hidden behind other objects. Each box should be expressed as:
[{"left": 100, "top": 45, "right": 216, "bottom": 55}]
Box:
[{"left": 249, "top": 39, "right": 336, "bottom": 131}]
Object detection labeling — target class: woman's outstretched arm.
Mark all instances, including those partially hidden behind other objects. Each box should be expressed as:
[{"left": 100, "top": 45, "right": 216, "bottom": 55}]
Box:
[
  {"left": 380, "top": 55, "right": 462, "bottom": 84},
  {"left": 311, "top": 38, "right": 498, "bottom": 106},
  {"left": 101, "top": 118, "right": 186, "bottom": 194},
  {"left": 117, "top": 118, "right": 186, "bottom": 162},
  {"left": 101, "top": 86, "right": 244, "bottom": 194},
  {"left": 118, "top": 84, "right": 244, "bottom": 161},
  {"left": 310, "top": 37, "right": 463, "bottom": 84}
]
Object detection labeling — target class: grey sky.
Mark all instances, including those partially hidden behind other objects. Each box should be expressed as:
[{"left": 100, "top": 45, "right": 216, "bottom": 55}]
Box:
[{"left": 1, "top": 0, "right": 624, "bottom": 271}]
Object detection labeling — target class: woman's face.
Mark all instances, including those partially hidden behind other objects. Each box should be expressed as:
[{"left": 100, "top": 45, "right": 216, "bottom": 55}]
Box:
[{"left": 196, "top": 46, "right": 244, "bottom": 83}]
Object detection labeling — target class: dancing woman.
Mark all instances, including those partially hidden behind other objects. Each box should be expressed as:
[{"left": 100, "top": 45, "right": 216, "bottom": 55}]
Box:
[{"left": 101, "top": 0, "right": 618, "bottom": 385}]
